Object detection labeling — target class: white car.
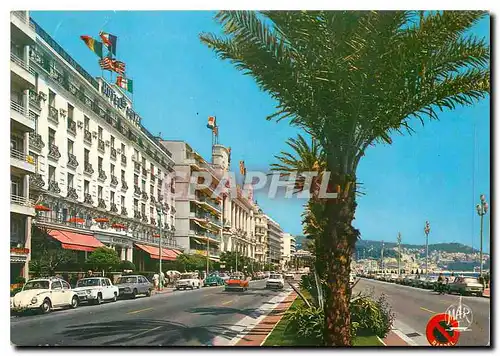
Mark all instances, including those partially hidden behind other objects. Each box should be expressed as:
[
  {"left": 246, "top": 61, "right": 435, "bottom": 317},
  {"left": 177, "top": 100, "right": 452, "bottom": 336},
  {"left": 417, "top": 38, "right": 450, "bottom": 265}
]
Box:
[
  {"left": 175, "top": 273, "right": 201, "bottom": 290},
  {"left": 73, "top": 277, "right": 119, "bottom": 304},
  {"left": 11, "top": 277, "right": 79, "bottom": 314},
  {"left": 266, "top": 273, "right": 285, "bottom": 289},
  {"left": 349, "top": 273, "right": 357, "bottom": 285}
]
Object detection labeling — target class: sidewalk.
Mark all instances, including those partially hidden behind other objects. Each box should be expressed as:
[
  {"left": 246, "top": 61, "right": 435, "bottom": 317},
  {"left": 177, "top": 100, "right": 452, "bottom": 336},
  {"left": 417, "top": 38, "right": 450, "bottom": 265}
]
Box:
[{"left": 151, "top": 287, "right": 174, "bottom": 295}]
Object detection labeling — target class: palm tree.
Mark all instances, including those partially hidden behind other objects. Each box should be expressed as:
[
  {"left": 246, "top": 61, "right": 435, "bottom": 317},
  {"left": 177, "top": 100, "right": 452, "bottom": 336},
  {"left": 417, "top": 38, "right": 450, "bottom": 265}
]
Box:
[{"left": 200, "top": 11, "right": 490, "bottom": 345}]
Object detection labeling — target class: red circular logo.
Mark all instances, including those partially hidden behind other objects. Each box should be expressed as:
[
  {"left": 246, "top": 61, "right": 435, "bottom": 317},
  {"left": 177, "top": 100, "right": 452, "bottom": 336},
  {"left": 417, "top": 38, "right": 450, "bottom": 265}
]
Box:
[{"left": 426, "top": 313, "right": 461, "bottom": 346}]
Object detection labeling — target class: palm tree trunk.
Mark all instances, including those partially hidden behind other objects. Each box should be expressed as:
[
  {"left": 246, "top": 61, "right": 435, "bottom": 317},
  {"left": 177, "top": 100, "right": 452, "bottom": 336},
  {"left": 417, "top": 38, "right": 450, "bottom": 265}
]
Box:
[{"left": 320, "top": 179, "right": 358, "bottom": 346}]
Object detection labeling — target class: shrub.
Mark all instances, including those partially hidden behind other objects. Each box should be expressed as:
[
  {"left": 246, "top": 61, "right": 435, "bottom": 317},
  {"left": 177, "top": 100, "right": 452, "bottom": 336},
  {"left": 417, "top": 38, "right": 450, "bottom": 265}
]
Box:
[
  {"left": 350, "top": 294, "right": 394, "bottom": 338},
  {"left": 119, "top": 260, "right": 136, "bottom": 272},
  {"left": 285, "top": 303, "right": 324, "bottom": 345},
  {"left": 14, "top": 276, "right": 26, "bottom": 284}
]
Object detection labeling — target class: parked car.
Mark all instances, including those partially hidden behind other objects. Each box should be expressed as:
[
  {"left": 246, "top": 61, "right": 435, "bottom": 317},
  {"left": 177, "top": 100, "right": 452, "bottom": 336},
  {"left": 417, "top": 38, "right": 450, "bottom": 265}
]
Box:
[
  {"left": 73, "top": 277, "right": 119, "bottom": 304},
  {"left": 284, "top": 272, "right": 294, "bottom": 281},
  {"left": 11, "top": 277, "right": 79, "bottom": 314},
  {"left": 403, "top": 275, "right": 416, "bottom": 286},
  {"left": 349, "top": 272, "right": 357, "bottom": 286},
  {"left": 175, "top": 273, "right": 201, "bottom": 290},
  {"left": 413, "top": 275, "right": 428, "bottom": 288},
  {"left": 115, "top": 275, "right": 153, "bottom": 298},
  {"left": 204, "top": 273, "right": 224, "bottom": 287},
  {"left": 447, "top": 277, "right": 484, "bottom": 296},
  {"left": 225, "top": 273, "right": 249, "bottom": 292},
  {"left": 266, "top": 274, "right": 285, "bottom": 290},
  {"left": 388, "top": 274, "right": 399, "bottom": 283},
  {"left": 424, "top": 275, "right": 439, "bottom": 290}
]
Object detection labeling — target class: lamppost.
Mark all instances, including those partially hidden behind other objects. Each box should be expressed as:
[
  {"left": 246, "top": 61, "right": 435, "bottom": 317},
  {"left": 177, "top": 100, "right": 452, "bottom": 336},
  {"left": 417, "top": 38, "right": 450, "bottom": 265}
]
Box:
[
  {"left": 476, "top": 194, "right": 489, "bottom": 280},
  {"left": 424, "top": 221, "right": 430, "bottom": 276},
  {"left": 381, "top": 240, "right": 384, "bottom": 273},
  {"left": 397, "top": 232, "right": 402, "bottom": 275},
  {"left": 155, "top": 203, "right": 163, "bottom": 291}
]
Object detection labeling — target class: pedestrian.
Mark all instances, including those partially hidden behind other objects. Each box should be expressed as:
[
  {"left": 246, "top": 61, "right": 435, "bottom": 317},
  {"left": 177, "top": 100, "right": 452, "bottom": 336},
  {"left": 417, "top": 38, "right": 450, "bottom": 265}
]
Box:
[
  {"left": 152, "top": 273, "right": 159, "bottom": 289},
  {"left": 160, "top": 271, "right": 165, "bottom": 288},
  {"left": 87, "top": 270, "right": 93, "bottom": 278}
]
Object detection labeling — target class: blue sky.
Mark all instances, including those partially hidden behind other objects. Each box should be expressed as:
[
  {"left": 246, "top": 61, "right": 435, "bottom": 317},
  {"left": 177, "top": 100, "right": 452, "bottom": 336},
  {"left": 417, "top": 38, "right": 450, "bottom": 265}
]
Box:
[{"left": 30, "top": 11, "right": 490, "bottom": 251}]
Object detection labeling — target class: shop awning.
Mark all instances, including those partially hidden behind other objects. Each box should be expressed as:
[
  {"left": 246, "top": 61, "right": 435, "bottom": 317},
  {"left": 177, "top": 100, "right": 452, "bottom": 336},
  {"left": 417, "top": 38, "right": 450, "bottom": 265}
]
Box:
[
  {"left": 48, "top": 229, "right": 105, "bottom": 252},
  {"left": 134, "top": 243, "right": 178, "bottom": 261}
]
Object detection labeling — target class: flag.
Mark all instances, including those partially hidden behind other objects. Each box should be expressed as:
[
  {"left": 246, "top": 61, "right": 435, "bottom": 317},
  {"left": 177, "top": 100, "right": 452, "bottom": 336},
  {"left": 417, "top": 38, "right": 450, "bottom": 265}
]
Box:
[
  {"left": 239, "top": 160, "right": 246, "bottom": 176},
  {"left": 113, "top": 60, "right": 126, "bottom": 74},
  {"left": 80, "top": 36, "right": 103, "bottom": 58},
  {"left": 99, "top": 31, "right": 117, "bottom": 55},
  {"left": 116, "top": 76, "right": 133, "bottom": 93},
  {"left": 207, "top": 116, "right": 216, "bottom": 129},
  {"left": 99, "top": 57, "right": 114, "bottom": 71}
]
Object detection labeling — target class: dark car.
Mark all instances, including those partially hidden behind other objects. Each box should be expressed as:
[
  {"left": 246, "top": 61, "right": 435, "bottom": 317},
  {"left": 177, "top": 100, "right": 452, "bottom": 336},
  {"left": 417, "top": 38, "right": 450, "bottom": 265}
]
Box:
[{"left": 115, "top": 275, "right": 153, "bottom": 298}]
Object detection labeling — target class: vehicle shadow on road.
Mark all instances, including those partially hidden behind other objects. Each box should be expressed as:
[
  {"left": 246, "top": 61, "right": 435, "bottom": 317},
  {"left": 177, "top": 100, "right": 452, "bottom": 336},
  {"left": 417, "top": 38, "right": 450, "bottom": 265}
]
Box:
[
  {"left": 186, "top": 306, "right": 265, "bottom": 319},
  {"left": 60, "top": 318, "right": 240, "bottom": 346}
]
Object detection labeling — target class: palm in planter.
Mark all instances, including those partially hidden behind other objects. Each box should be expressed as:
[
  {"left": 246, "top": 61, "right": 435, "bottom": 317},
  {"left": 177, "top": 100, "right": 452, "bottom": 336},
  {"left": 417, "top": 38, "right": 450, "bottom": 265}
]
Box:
[{"left": 201, "top": 11, "right": 489, "bottom": 345}]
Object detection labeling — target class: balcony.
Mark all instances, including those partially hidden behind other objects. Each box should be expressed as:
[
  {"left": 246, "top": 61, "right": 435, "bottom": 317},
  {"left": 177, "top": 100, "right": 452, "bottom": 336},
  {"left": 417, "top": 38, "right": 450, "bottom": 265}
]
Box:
[
  {"left": 110, "top": 147, "right": 117, "bottom": 160},
  {"left": 98, "top": 139, "right": 105, "bottom": 153},
  {"left": 29, "top": 173, "right": 45, "bottom": 190},
  {"left": 28, "top": 89, "right": 42, "bottom": 112},
  {"left": 10, "top": 194, "right": 35, "bottom": 216},
  {"left": 150, "top": 217, "right": 157, "bottom": 226},
  {"left": 141, "top": 214, "right": 148, "bottom": 223},
  {"left": 29, "top": 132, "right": 44, "bottom": 152},
  {"left": 189, "top": 230, "right": 221, "bottom": 243},
  {"left": 67, "top": 187, "right": 78, "bottom": 200},
  {"left": 48, "top": 105, "right": 59, "bottom": 125},
  {"left": 10, "top": 11, "right": 36, "bottom": 43},
  {"left": 121, "top": 155, "right": 127, "bottom": 166},
  {"left": 150, "top": 173, "right": 156, "bottom": 182},
  {"left": 134, "top": 210, "right": 141, "bottom": 220},
  {"left": 141, "top": 191, "right": 148, "bottom": 201},
  {"left": 47, "top": 180, "right": 61, "bottom": 194},
  {"left": 84, "top": 162, "right": 94, "bottom": 176},
  {"left": 67, "top": 118, "right": 76, "bottom": 135},
  {"left": 11, "top": 100, "right": 35, "bottom": 131},
  {"left": 47, "top": 144, "right": 61, "bottom": 161},
  {"left": 84, "top": 193, "right": 93, "bottom": 205},
  {"left": 121, "top": 181, "right": 128, "bottom": 191},
  {"left": 10, "top": 148, "right": 35, "bottom": 174},
  {"left": 150, "top": 195, "right": 156, "bottom": 204},
  {"left": 67, "top": 153, "right": 79, "bottom": 169},
  {"left": 110, "top": 202, "right": 118, "bottom": 213},
  {"left": 84, "top": 129, "right": 92, "bottom": 144},
  {"left": 10, "top": 53, "right": 35, "bottom": 88},
  {"left": 97, "top": 198, "right": 107, "bottom": 209},
  {"left": 98, "top": 169, "right": 107, "bottom": 182},
  {"left": 121, "top": 207, "right": 128, "bottom": 217},
  {"left": 134, "top": 162, "right": 140, "bottom": 173},
  {"left": 110, "top": 175, "right": 118, "bottom": 186},
  {"left": 134, "top": 185, "right": 141, "bottom": 196},
  {"left": 194, "top": 194, "right": 221, "bottom": 212},
  {"left": 142, "top": 168, "right": 147, "bottom": 177}
]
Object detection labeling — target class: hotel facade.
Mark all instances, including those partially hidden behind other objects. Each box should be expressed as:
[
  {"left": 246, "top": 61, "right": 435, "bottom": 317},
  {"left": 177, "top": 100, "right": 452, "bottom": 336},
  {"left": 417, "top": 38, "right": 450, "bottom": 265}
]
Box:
[{"left": 10, "top": 13, "right": 182, "bottom": 279}]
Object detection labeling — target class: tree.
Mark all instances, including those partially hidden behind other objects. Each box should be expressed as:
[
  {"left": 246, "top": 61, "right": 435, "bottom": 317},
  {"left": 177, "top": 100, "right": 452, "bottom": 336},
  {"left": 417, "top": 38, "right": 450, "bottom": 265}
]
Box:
[
  {"left": 220, "top": 251, "right": 252, "bottom": 272},
  {"left": 200, "top": 11, "right": 489, "bottom": 345},
  {"left": 29, "top": 226, "right": 77, "bottom": 277},
  {"left": 86, "top": 247, "right": 121, "bottom": 272},
  {"left": 119, "top": 260, "right": 136, "bottom": 272},
  {"left": 176, "top": 253, "right": 210, "bottom": 272}
]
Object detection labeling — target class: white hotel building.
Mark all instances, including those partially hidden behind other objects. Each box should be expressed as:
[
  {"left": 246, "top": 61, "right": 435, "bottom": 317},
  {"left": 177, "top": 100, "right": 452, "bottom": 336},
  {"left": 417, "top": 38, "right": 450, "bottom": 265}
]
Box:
[{"left": 10, "top": 13, "right": 181, "bottom": 279}]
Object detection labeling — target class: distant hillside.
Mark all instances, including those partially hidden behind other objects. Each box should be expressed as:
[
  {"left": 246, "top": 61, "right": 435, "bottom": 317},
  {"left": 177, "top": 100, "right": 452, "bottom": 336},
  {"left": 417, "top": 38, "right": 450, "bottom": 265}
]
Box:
[{"left": 355, "top": 240, "right": 477, "bottom": 258}]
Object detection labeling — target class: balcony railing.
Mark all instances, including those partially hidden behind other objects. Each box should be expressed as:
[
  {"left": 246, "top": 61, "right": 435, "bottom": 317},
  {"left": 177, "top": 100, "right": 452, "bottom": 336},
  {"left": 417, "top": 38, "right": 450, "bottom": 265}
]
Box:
[
  {"left": 67, "top": 118, "right": 76, "bottom": 135},
  {"left": 67, "top": 153, "right": 78, "bottom": 169},
  {"left": 48, "top": 105, "right": 59, "bottom": 124},
  {"left": 29, "top": 132, "right": 44, "bottom": 151},
  {"left": 121, "top": 155, "right": 127, "bottom": 166},
  {"left": 121, "top": 181, "right": 128, "bottom": 191},
  {"left": 134, "top": 185, "right": 141, "bottom": 195},
  {"left": 134, "top": 210, "right": 141, "bottom": 220},
  {"left": 98, "top": 169, "right": 107, "bottom": 181},
  {"left": 141, "top": 191, "right": 148, "bottom": 201},
  {"left": 84, "top": 129, "right": 92, "bottom": 144},
  {"left": 142, "top": 168, "right": 147, "bottom": 177},
  {"left": 110, "top": 147, "right": 117, "bottom": 160},
  {"left": 110, "top": 175, "right": 118, "bottom": 186},
  {"left": 150, "top": 195, "right": 156, "bottom": 204},
  {"left": 190, "top": 230, "right": 221, "bottom": 242},
  {"left": 84, "top": 193, "right": 94, "bottom": 205},
  {"left": 11, "top": 148, "right": 35, "bottom": 165},
  {"left": 121, "top": 207, "right": 128, "bottom": 216},
  {"left": 134, "top": 162, "right": 140, "bottom": 173},
  {"left": 29, "top": 173, "right": 45, "bottom": 190},
  {"left": 67, "top": 187, "right": 78, "bottom": 200},
  {"left": 84, "top": 162, "right": 94, "bottom": 175},
  {"left": 11, "top": 53, "right": 30, "bottom": 72},
  {"left": 98, "top": 139, "right": 105, "bottom": 152},
  {"left": 48, "top": 180, "right": 61, "bottom": 194},
  {"left": 29, "top": 90, "right": 42, "bottom": 110},
  {"left": 11, "top": 100, "right": 30, "bottom": 119},
  {"left": 110, "top": 202, "right": 118, "bottom": 213},
  {"left": 195, "top": 194, "right": 221, "bottom": 211},
  {"left": 11, "top": 194, "right": 33, "bottom": 207},
  {"left": 98, "top": 198, "right": 106, "bottom": 209},
  {"left": 47, "top": 144, "right": 61, "bottom": 161}
]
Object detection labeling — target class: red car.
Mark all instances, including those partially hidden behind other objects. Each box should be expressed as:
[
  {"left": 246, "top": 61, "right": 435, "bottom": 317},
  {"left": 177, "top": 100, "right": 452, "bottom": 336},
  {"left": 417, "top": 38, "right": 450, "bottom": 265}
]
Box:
[{"left": 224, "top": 273, "right": 249, "bottom": 292}]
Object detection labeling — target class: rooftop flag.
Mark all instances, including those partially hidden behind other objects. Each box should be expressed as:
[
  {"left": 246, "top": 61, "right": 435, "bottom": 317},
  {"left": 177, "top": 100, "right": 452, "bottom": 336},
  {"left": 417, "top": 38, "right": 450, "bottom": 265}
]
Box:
[
  {"left": 207, "top": 116, "right": 216, "bottom": 129},
  {"left": 80, "top": 35, "right": 103, "bottom": 58},
  {"left": 116, "top": 75, "right": 133, "bottom": 93},
  {"left": 99, "top": 31, "right": 117, "bottom": 56}
]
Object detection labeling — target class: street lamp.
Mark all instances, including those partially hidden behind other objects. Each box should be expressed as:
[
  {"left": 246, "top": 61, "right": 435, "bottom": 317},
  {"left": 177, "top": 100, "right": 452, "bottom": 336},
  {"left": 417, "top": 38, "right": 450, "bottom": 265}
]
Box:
[
  {"left": 155, "top": 203, "right": 163, "bottom": 291},
  {"left": 424, "top": 221, "right": 430, "bottom": 276},
  {"left": 476, "top": 194, "right": 489, "bottom": 280},
  {"left": 397, "top": 232, "right": 402, "bottom": 275},
  {"left": 381, "top": 240, "right": 384, "bottom": 273}
]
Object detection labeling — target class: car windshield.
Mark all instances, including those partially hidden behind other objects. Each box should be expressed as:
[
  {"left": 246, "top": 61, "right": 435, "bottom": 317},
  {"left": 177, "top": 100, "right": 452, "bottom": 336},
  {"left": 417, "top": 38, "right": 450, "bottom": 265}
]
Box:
[
  {"left": 230, "top": 274, "right": 243, "bottom": 279},
  {"left": 463, "top": 278, "right": 480, "bottom": 284},
  {"left": 180, "top": 274, "right": 194, "bottom": 279},
  {"left": 117, "top": 276, "right": 137, "bottom": 284},
  {"left": 23, "top": 281, "right": 50, "bottom": 290},
  {"left": 270, "top": 274, "right": 282, "bottom": 279},
  {"left": 76, "top": 278, "right": 101, "bottom": 287}
]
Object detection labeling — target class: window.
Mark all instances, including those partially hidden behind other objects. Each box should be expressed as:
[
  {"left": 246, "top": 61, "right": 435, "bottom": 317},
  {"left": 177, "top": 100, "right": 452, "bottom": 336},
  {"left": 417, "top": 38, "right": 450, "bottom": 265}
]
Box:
[
  {"left": 121, "top": 143, "right": 126, "bottom": 155},
  {"left": 158, "top": 169, "right": 162, "bottom": 178},
  {"left": 98, "top": 186, "right": 103, "bottom": 200},
  {"left": 67, "top": 139, "right": 74, "bottom": 155},
  {"left": 150, "top": 163, "right": 154, "bottom": 175},
  {"left": 110, "top": 136, "right": 115, "bottom": 148},
  {"left": 150, "top": 185, "right": 154, "bottom": 194},
  {"left": 62, "top": 281, "right": 71, "bottom": 290},
  {"left": 48, "top": 128, "right": 56, "bottom": 146},
  {"left": 110, "top": 191, "right": 115, "bottom": 204},
  {"left": 98, "top": 126, "right": 103, "bottom": 139},
  {"left": 48, "top": 90, "right": 56, "bottom": 107},
  {"left": 67, "top": 173, "right": 74, "bottom": 188},
  {"left": 11, "top": 176, "right": 20, "bottom": 196},
  {"left": 48, "top": 165, "right": 56, "bottom": 181},
  {"left": 121, "top": 170, "right": 126, "bottom": 181},
  {"left": 134, "top": 199, "right": 138, "bottom": 210},
  {"left": 121, "top": 196, "right": 125, "bottom": 207},
  {"left": 110, "top": 163, "right": 115, "bottom": 176},
  {"left": 141, "top": 203, "right": 146, "bottom": 215},
  {"left": 51, "top": 281, "right": 62, "bottom": 290},
  {"left": 134, "top": 174, "right": 139, "bottom": 185},
  {"left": 134, "top": 149, "right": 139, "bottom": 161},
  {"left": 84, "top": 180, "right": 89, "bottom": 194},
  {"left": 84, "top": 116, "right": 90, "bottom": 130},
  {"left": 84, "top": 149, "right": 90, "bottom": 165},
  {"left": 98, "top": 157, "right": 103, "bottom": 171},
  {"left": 67, "top": 104, "right": 74, "bottom": 120},
  {"left": 142, "top": 157, "right": 146, "bottom": 167},
  {"left": 157, "top": 188, "right": 161, "bottom": 201},
  {"left": 150, "top": 206, "right": 154, "bottom": 217},
  {"left": 142, "top": 180, "right": 146, "bottom": 191}
]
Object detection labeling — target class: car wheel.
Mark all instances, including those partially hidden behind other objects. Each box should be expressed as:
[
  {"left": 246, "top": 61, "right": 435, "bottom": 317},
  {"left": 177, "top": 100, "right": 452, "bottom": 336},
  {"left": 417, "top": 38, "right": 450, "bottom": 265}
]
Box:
[
  {"left": 132, "top": 289, "right": 138, "bottom": 299},
  {"left": 96, "top": 293, "right": 103, "bottom": 305},
  {"left": 70, "top": 296, "right": 79, "bottom": 309},
  {"left": 113, "top": 293, "right": 118, "bottom": 302},
  {"left": 146, "top": 289, "right": 152, "bottom": 297},
  {"left": 459, "top": 288, "right": 465, "bottom": 296},
  {"left": 40, "top": 298, "right": 51, "bottom": 314},
  {"left": 197, "top": 285, "right": 200, "bottom": 289}
]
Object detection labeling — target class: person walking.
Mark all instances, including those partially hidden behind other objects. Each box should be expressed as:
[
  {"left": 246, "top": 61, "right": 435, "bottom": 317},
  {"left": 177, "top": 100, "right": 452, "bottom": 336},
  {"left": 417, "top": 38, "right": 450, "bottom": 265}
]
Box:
[{"left": 152, "top": 273, "right": 159, "bottom": 290}]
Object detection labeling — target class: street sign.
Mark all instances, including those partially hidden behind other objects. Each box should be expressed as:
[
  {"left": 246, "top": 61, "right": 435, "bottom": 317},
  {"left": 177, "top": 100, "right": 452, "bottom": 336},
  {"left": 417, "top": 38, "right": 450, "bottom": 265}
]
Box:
[{"left": 426, "top": 313, "right": 460, "bottom": 346}]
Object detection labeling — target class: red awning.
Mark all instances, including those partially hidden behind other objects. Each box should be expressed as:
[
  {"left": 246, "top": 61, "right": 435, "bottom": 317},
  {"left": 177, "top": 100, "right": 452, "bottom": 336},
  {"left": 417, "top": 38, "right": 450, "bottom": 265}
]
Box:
[
  {"left": 134, "top": 243, "right": 177, "bottom": 261},
  {"left": 48, "top": 229, "right": 104, "bottom": 252}
]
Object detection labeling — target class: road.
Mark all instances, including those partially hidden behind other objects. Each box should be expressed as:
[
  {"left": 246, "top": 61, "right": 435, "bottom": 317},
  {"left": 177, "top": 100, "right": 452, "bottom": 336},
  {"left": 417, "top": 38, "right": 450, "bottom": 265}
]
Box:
[
  {"left": 11, "top": 280, "right": 290, "bottom": 346},
  {"left": 354, "top": 278, "right": 490, "bottom": 346}
]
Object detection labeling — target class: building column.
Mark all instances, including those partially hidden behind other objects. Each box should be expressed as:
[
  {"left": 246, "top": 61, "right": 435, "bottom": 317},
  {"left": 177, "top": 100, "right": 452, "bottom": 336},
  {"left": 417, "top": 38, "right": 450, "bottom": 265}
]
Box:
[
  {"left": 23, "top": 216, "right": 32, "bottom": 278},
  {"left": 126, "top": 247, "right": 133, "bottom": 262},
  {"left": 120, "top": 247, "right": 126, "bottom": 260}
]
